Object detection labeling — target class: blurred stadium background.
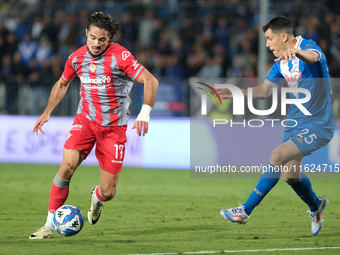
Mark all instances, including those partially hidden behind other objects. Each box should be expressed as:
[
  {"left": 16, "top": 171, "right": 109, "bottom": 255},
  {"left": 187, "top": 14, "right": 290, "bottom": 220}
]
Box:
[{"left": 0, "top": 0, "right": 339, "bottom": 169}]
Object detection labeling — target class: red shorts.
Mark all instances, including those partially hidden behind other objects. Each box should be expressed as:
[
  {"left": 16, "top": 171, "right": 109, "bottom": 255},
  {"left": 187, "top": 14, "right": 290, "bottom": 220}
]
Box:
[{"left": 64, "top": 114, "right": 127, "bottom": 174}]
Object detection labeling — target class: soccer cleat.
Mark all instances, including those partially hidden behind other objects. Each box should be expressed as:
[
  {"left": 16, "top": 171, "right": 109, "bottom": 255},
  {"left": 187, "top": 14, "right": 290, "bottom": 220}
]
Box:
[
  {"left": 220, "top": 204, "right": 249, "bottom": 224},
  {"left": 308, "top": 196, "right": 329, "bottom": 236},
  {"left": 88, "top": 185, "right": 104, "bottom": 225},
  {"left": 29, "top": 226, "right": 54, "bottom": 239}
]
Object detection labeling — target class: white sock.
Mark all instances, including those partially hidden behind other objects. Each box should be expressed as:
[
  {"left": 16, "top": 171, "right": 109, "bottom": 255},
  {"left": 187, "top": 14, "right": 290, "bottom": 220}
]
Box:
[
  {"left": 92, "top": 190, "right": 101, "bottom": 204},
  {"left": 92, "top": 186, "right": 105, "bottom": 204},
  {"left": 92, "top": 187, "right": 117, "bottom": 204},
  {"left": 44, "top": 211, "right": 55, "bottom": 231}
]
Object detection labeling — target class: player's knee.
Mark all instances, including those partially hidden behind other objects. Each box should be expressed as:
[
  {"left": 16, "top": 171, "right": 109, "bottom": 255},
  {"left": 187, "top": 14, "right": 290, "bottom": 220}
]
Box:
[
  {"left": 270, "top": 148, "right": 285, "bottom": 166},
  {"left": 58, "top": 164, "right": 77, "bottom": 179},
  {"left": 283, "top": 177, "right": 299, "bottom": 184},
  {"left": 100, "top": 187, "right": 117, "bottom": 201}
]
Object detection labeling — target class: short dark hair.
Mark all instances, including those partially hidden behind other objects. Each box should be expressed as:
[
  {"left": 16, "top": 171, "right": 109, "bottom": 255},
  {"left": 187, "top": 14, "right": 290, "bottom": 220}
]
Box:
[
  {"left": 87, "top": 12, "right": 120, "bottom": 39},
  {"left": 262, "top": 16, "right": 293, "bottom": 36}
]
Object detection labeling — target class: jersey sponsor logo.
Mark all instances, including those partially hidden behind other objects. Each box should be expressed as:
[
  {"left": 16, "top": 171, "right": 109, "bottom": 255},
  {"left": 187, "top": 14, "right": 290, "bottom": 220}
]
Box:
[
  {"left": 71, "top": 124, "right": 83, "bottom": 131},
  {"left": 79, "top": 76, "right": 111, "bottom": 84},
  {"left": 89, "top": 62, "right": 96, "bottom": 72},
  {"left": 284, "top": 70, "right": 301, "bottom": 87},
  {"left": 83, "top": 84, "right": 111, "bottom": 90},
  {"left": 111, "top": 159, "right": 123, "bottom": 164},
  {"left": 132, "top": 59, "right": 139, "bottom": 70},
  {"left": 122, "top": 51, "right": 131, "bottom": 60}
]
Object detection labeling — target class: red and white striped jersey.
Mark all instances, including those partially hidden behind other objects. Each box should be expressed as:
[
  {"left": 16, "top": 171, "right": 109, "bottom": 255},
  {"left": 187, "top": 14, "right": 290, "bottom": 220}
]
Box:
[{"left": 61, "top": 43, "right": 145, "bottom": 127}]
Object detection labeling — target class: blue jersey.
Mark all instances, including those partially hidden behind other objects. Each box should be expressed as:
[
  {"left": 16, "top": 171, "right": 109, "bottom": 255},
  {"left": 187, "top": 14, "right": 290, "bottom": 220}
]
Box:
[{"left": 265, "top": 36, "right": 335, "bottom": 130}]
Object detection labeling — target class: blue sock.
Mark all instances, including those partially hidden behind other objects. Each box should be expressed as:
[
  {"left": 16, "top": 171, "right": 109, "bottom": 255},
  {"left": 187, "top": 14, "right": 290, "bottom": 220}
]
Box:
[
  {"left": 243, "top": 163, "right": 281, "bottom": 215},
  {"left": 288, "top": 173, "right": 320, "bottom": 212}
]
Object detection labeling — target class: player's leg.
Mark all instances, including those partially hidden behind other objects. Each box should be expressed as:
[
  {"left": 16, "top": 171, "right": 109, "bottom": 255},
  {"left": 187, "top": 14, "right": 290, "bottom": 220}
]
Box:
[
  {"left": 221, "top": 162, "right": 281, "bottom": 223},
  {"left": 98, "top": 169, "right": 120, "bottom": 200},
  {"left": 283, "top": 157, "right": 321, "bottom": 211},
  {"left": 271, "top": 140, "right": 321, "bottom": 211},
  {"left": 88, "top": 170, "right": 120, "bottom": 224},
  {"left": 88, "top": 125, "right": 127, "bottom": 225},
  {"left": 30, "top": 115, "right": 95, "bottom": 239},
  {"left": 221, "top": 140, "right": 303, "bottom": 223},
  {"left": 282, "top": 148, "right": 328, "bottom": 235},
  {"left": 282, "top": 125, "right": 332, "bottom": 235},
  {"left": 46, "top": 149, "right": 87, "bottom": 224},
  {"left": 29, "top": 149, "right": 86, "bottom": 239}
]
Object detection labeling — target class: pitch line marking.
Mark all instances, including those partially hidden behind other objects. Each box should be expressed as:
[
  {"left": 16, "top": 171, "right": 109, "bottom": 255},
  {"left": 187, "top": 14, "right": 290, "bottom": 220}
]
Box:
[{"left": 127, "top": 246, "right": 340, "bottom": 255}]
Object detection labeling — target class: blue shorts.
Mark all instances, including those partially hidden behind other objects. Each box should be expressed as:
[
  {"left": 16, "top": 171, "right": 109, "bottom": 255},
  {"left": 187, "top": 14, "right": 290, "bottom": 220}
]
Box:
[{"left": 283, "top": 124, "right": 334, "bottom": 155}]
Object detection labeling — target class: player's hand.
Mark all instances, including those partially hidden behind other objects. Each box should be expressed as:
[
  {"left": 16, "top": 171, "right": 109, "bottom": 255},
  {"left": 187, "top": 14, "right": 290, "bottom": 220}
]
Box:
[
  {"left": 33, "top": 114, "right": 50, "bottom": 135},
  {"left": 216, "top": 88, "right": 232, "bottom": 99},
  {"left": 132, "top": 120, "right": 149, "bottom": 136},
  {"left": 275, "top": 48, "right": 298, "bottom": 62}
]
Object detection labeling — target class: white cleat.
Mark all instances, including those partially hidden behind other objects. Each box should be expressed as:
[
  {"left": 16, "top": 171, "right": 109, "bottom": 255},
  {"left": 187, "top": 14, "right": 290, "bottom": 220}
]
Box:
[
  {"left": 88, "top": 185, "right": 104, "bottom": 225},
  {"left": 29, "top": 226, "right": 54, "bottom": 239},
  {"left": 220, "top": 204, "right": 249, "bottom": 225},
  {"left": 308, "top": 196, "right": 329, "bottom": 236}
]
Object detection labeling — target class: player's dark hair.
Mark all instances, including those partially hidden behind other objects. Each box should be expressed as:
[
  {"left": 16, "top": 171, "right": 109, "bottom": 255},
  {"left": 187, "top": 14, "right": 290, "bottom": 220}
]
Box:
[
  {"left": 262, "top": 16, "right": 293, "bottom": 37},
  {"left": 87, "top": 12, "right": 120, "bottom": 39}
]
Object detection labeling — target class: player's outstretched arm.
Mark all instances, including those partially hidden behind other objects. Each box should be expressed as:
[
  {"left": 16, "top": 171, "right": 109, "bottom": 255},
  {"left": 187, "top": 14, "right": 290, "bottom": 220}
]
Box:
[
  {"left": 216, "top": 83, "right": 272, "bottom": 100},
  {"left": 132, "top": 69, "right": 159, "bottom": 136},
  {"left": 274, "top": 48, "right": 319, "bottom": 64},
  {"left": 33, "top": 78, "right": 70, "bottom": 135},
  {"left": 250, "top": 82, "right": 273, "bottom": 99}
]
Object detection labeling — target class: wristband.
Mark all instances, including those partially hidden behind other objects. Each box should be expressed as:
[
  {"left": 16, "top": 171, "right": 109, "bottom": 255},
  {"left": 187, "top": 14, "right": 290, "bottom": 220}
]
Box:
[{"left": 136, "top": 104, "right": 152, "bottom": 122}]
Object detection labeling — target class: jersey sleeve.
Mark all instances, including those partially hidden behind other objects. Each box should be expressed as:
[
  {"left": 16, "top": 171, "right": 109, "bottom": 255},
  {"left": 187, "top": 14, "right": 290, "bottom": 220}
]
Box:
[
  {"left": 116, "top": 48, "right": 145, "bottom": 80},
  {"left": 264, "top": 62, "right": 284, "bottom": 87},
  {"left": 304, "top": 41, "right": 322, "bottom": 62},
  {"left": 61, "top": 54, "right": 77, "bottom": 83}
]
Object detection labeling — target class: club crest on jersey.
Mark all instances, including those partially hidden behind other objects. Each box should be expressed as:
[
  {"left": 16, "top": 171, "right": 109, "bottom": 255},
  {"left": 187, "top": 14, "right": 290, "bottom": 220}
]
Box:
[
  {"left": 89, "top": 62, "right": 96, "bottom": 72},
  {"left": 122, "top": 51, "right": 131, "bottom": 60}
]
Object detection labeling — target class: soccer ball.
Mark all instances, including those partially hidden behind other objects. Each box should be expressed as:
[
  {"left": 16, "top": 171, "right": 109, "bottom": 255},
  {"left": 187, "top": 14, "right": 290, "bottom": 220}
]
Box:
[{"left": 53, "top": 205, "right": 84, "bottom": 236}]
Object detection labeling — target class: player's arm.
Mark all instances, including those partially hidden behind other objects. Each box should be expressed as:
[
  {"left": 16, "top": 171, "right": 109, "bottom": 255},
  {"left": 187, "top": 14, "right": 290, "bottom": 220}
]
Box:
[
  {"left": 243, "top": 82, "right": 273, "bottom": 99},
  {"left": 274, "top": 48, "right": 319, "bottom": 64},
  {"left": 132, "top": 69, "right": 159, "bottom": 136},
  {"left": 33, "top": 78, "right": 71, "bottom": 135},
  {"left": 216, "top": 82, "right": 273, "bottom": 100}
]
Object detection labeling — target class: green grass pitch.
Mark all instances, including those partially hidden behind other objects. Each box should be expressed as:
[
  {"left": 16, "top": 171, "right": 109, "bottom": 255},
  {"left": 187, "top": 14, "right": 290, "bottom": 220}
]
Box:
[{"left": 0, "top": 164, "right": 339, "bottom": 255}]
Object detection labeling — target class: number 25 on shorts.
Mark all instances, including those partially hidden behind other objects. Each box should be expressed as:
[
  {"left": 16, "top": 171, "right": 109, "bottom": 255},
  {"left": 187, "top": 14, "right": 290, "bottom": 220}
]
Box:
[{"left": 296, "top": 128, "right": 317, "bottom": 145}]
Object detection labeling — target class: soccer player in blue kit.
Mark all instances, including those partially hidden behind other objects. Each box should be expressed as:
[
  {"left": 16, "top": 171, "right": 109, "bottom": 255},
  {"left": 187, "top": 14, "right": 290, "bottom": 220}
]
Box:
[{"left": 217, "top": 16, "right": 335, "bottom": 236}]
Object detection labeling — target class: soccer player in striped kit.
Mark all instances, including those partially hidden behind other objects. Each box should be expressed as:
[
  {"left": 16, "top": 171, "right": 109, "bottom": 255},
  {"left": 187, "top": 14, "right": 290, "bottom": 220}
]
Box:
[{"left": 30, "top": 12, "right": 158, "bottom": 239}]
